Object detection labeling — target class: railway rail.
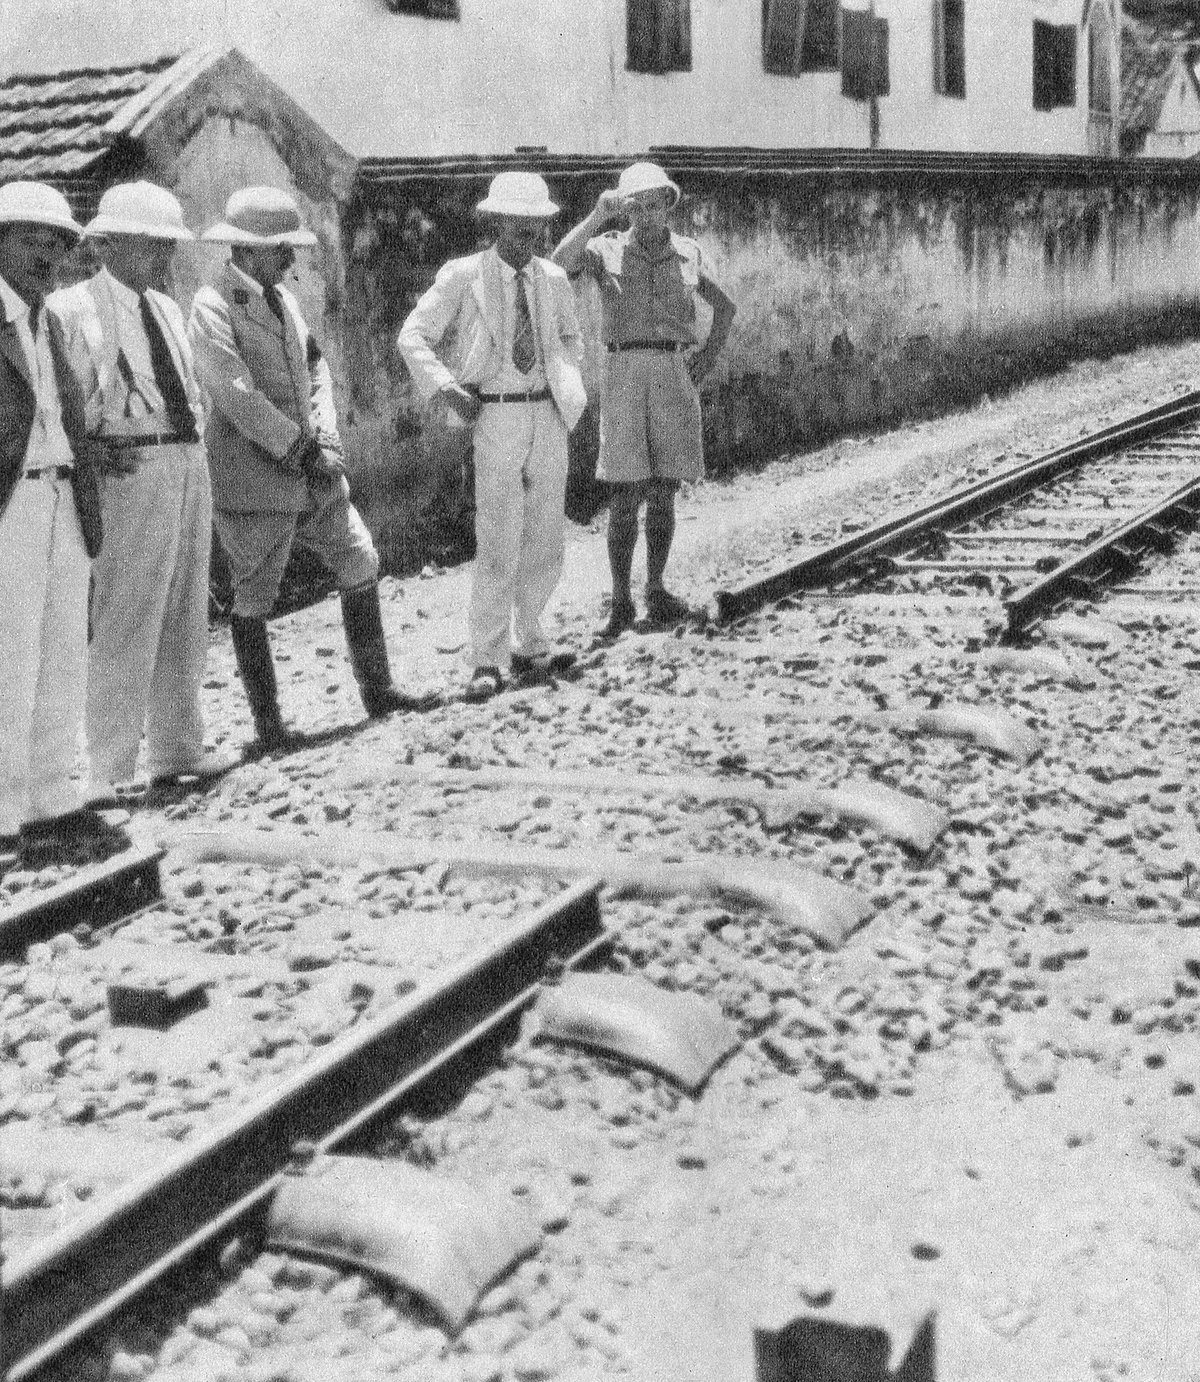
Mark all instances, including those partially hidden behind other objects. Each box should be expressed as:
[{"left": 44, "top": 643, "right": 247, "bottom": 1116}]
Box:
[
  {"left": 3, "top": 382, "right": 1199, "bottom": 1380},
  {"left": 714, "top": 389, "right": 1200, "bottom": 637},
  {"left": 0, "top": 849, "right": 609, "bottom": 1381}
]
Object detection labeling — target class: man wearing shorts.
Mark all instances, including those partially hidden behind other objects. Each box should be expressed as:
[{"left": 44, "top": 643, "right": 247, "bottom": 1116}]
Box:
[{"left": 554, "top": 162, "right": 735, "bottom": 636}]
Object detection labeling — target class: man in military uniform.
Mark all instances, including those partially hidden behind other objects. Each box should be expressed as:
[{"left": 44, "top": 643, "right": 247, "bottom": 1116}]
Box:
[{"left": 189, "top": 186, "right": 432, "bottom": 750}]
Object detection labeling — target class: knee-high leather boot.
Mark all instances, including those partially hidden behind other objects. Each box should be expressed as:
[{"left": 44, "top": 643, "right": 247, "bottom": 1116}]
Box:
[
  {"left": 340, "top": 581, "right": 438, "bottom": 717},
  {"left": 230, "top": 615, "right": 293, "bottom": 752}
]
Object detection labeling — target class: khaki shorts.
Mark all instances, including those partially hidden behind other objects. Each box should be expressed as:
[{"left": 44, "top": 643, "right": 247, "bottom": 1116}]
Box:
[
  {"left": 215, "top": 478, "right": 379, "bottom": 618},
  {"left": 597, "top": 349, "right": 703, "bottom": 485}
]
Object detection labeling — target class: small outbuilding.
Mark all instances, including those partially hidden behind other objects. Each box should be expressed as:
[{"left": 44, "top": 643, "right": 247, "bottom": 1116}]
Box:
[{"left": 0, "top": 47, "right": 353, "bottom": 395}]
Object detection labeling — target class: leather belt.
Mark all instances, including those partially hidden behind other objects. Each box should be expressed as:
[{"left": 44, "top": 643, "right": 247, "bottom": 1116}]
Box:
[
  {"left": 23, "top": 465, "right": 74, "bottom": 480},
  {"left": 475, "top": 388, "right": 552, "bottom": 404},
  {"left": 607, "top": 341, "right": 687, "bottom": 352},
  {"left": 106, "top": 431, "right": 196, "bottom": 449}
]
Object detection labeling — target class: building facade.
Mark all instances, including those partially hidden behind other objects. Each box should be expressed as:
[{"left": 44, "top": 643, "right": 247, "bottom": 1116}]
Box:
[{"left": 1, "top": 1, "right": 1119, "bottom": 160}]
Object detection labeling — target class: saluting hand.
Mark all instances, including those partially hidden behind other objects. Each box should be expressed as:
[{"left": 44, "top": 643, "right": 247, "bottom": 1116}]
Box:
[{"left": 593, "top": 189, "right": 624, "bottom": 226}]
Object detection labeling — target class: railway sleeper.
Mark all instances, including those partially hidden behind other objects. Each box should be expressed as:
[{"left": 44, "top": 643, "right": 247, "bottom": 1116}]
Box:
[
  {"left": 266, "top": 1154, "right": 543, "bottom": 1334},
  {"left": 333, "top": 760, "right": 949, "bottom": 854},
  {"left": 168, "top": 826, "right": 874, "bottom": 949},
  {"left": 530, "top": 970, "right": 740, "bottom": 1094}
]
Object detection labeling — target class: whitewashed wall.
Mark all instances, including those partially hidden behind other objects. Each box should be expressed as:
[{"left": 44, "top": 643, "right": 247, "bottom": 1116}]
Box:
[{"left": 1, "top": 0, "right": 1095, "bottom": 158}]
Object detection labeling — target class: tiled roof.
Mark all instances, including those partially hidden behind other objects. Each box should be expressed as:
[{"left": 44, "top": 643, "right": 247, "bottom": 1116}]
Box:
[{"left": 0, "top": 56, "right": 179, "bottom": 186}]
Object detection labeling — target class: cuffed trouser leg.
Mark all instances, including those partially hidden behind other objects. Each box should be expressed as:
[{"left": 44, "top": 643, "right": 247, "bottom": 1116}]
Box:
[
  {"left": 511, "top": 403, "right": 568, "bottom": 659},
  {"left": 87, "top": 445, "right": 212, "bottom": 787},
  {"left": 0, "top": 478, "right": 89, "bottom": 834},
  {"left": 145, "top": 449, "right": 212, "bottom": 777},
  {"left": 469, "top": 404, "right": 535, "bottom": 671}
]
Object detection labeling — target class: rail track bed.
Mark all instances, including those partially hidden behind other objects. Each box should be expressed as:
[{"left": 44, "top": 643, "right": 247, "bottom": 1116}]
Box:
[
  {"left": 716, "top": 392, "right": 1200, "bottom": 637},
  {"left": 6, "top": 366, "right": 1200, "bottom": 1382}
]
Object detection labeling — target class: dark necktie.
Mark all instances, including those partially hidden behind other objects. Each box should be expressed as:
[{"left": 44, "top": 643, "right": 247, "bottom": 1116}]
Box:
[
  {"left": 512, "top": 271, "right": 536, "bottom": 375},
  {"left": 263, "top": 284, "right": 288, "bottom": 331},
  {"left": 138, "top": 295, "right": 198, "bottom": 442}
]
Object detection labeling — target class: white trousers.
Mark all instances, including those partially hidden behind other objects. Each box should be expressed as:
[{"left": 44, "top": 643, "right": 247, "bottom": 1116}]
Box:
[
  {"left": 0, "top": 476, "right": 89, "bottom": 835},
  {"left": 86, "top": 443, "right": 213, "bottom": 786},
  {"left": 469, "top": 400, "right": 568, "bottom": 670}
]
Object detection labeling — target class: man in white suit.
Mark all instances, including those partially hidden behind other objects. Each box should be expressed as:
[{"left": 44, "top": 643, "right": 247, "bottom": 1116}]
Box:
[
  {"left": 0, "top": 181, "right": 127, "bottom": 865},
  {"left": 397, "top": 172, "right": 586, "bottom": 702},
  {"left": 50, "top": 181, "right": 236, "bottom": 801}
]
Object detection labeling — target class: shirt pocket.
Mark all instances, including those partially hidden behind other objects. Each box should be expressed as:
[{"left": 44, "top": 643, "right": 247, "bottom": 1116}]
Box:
[{"left": 654, "top": 264, "right": 695, "bottom": 334}]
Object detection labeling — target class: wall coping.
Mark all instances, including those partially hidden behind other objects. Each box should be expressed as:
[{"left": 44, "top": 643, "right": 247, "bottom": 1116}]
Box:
[{"left": 356, "top": 146, "right": 1200, "bottom": 193}]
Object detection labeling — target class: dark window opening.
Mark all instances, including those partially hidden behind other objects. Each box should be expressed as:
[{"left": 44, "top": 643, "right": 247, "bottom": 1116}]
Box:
[
  {"left": 1033, "top": 19, "right": 1076, "bottom": 110},
  {"left": 801, "top": 0, "right": 840, "bottom": 70},
  {"left": 933, "top": 0, "right": 966, "bottom": 99},
  {"left": 385, "top": 0, "right": 460, "bottom": 17},
  {"left": 841, "top": 8, "right": 889, "bottom": 101},
  {"left": 628, "top": 0, "right": 692, "bottom": 74}
]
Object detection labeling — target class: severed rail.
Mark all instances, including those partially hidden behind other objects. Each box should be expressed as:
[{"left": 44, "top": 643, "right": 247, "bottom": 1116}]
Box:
[
  {"left": 0, "top": 844, "right": 164, "bottom": 961},
  {"left": 1, "top": 878, "right": 608, "bottom": 1380},
  {"left": 714, "top": 389, "right": 1200, "bottom": 625}
]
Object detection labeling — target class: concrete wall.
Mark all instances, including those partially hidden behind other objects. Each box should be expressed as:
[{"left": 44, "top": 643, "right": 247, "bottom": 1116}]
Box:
[
  {"left": 337, "top": 159, "right": 1200, "bottom": 573},
  {"left": 2, "top": 0, "right": 1095, "bottom": 159}
]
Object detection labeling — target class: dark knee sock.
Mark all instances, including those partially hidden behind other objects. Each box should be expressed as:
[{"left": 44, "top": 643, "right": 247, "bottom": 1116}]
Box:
[
  {"left": 607, "top": 487, "right": 641, "bottom": 606},
  {"left": 644, "top": 484, "right": 676, "bottom": 591}
]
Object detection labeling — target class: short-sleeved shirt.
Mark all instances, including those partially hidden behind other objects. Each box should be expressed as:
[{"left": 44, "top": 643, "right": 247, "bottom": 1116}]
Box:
[{"left": 583, "top": 229, "right": 702, "bottom": 347}]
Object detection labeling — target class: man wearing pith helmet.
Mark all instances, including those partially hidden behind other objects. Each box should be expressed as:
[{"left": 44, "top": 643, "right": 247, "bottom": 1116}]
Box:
[
  {"left": 0, "top": 180, "right": 124, "bottom": 864},
  {"left": 49, "top": 180, "right": 237, "bottom": 803},
  {"left": 554, "top": 161, "right": 735, "bottom": 638},
  {"left": 398, "top": 170, "right": 586, "bottom": 703},
  {"left": 189, "top": 186, "right": 433, "bottom": 753}
]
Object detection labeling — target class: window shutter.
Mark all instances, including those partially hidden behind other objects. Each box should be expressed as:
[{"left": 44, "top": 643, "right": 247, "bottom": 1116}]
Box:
[
  {"left": 1054, "top": 25, "right": 1076, "bottom": 106},
  {"left": 1034, "top": 19, "right": 1076, "bottom": 109},
  {"left": 763, "top": 0, "right": 808, "bottom": 77},
  {"left": 941, "top": 0, "right": 965, "bottom": 98},
  {"left": 801, "top": 0, "right": 840, "bottom": 71},
  {"left": 841, "top": 8, "right": 888, "bottom": 101},
  {"left": 628, "top": 0, "right": 691, "bottom": 74}
]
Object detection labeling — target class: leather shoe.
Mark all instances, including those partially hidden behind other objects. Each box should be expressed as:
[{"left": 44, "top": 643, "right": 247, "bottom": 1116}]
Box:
[
  {"left": 20, "top": 807, "right": 131, "bottom": 864},
  {"left": 598, "top": 600, "right": 636, "bottom": 641},
  {"left": 362, "top": 685, "right": 443, "bottom": 717},
  {"left": 511, "top": 649, "right": 577, "bottom": 678},
  {"left": 149, "top": 748, "right": 242, "bottom": 789},
  {"left": 463, "top": 666, "right": 503, "bottom": 703},
  {"left": 646, "top": 588, "right": 694, "bottom": 627}
]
